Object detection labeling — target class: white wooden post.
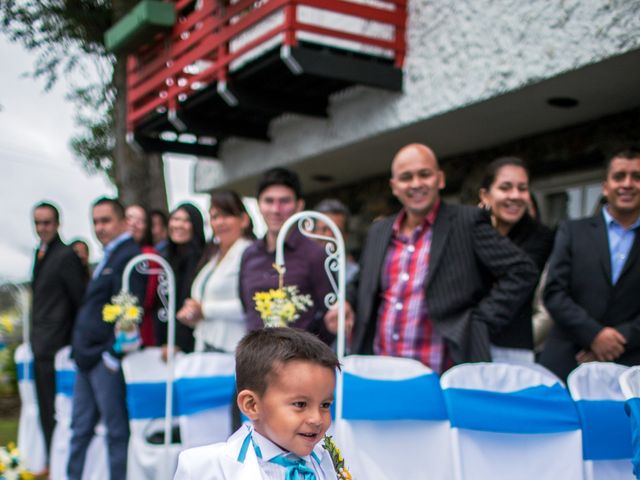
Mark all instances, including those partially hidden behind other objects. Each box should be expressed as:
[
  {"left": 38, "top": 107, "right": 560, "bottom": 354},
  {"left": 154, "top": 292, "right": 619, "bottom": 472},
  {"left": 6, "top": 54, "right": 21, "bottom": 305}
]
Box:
[
  {"left": 122, "top": 253, "right": 176, "bottom": 480},
  {"left": 274, "top": 211, "right": 347, "bottom": 421}
]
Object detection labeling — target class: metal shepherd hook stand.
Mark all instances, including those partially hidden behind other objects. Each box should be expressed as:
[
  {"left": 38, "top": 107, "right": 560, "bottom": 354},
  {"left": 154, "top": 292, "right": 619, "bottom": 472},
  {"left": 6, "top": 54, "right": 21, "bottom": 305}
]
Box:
[
  {"left": 274, "top": 211, "right": 347, "bottom": 421},
  {"left": 122, "top": 253, "right": 176, "bottom": 480}
]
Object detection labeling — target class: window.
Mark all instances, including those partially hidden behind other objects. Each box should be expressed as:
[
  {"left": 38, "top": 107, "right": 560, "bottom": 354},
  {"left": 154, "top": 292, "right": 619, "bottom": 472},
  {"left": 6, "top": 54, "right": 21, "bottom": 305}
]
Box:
[{"left": 532, "top": 169, "right": 603, "bottom": 227}]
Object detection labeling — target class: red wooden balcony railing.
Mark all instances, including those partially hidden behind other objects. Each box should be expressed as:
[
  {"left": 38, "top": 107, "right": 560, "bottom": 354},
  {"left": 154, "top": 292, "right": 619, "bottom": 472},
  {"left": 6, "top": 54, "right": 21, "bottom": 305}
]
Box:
[{"left": 126, "top": 0, "right": 407, "bottom": 135}]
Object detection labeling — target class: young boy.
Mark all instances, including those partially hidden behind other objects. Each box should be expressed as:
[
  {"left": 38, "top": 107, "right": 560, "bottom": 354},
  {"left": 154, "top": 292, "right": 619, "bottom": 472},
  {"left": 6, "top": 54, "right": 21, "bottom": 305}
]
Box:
[{"left": 174, "top": 327, "right": 341, "bottom": 479}]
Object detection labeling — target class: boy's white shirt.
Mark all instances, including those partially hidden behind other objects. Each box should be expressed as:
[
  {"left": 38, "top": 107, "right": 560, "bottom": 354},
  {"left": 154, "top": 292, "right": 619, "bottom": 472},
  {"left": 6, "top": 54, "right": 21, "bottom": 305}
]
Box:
[{"left": 173, "top": 425, "right": 338, "bottom": 480}]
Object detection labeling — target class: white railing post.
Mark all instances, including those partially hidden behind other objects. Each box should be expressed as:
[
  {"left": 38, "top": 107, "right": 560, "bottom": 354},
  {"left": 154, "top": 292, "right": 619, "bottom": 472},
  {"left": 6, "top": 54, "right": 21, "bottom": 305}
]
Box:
[
  {"left": 122, "top": 253, "right": 176, "bottom": 480},
  {"left": 274, "top": 211, "right": 347, "bottom": 421}
]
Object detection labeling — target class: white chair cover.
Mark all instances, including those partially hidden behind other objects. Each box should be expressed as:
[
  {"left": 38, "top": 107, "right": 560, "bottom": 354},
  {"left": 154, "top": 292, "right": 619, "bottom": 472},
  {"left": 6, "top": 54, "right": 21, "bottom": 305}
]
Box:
[
  {"left": 15, "top": 343, "right": 47, "bottom": 473},
  {"left": 122, "top": 348, "right": 183, "bottom": 480},
  {"left": 619, "top": 367, "right": 640, "bottom": 479},
  {"left": 568, "top": 362, "right": 633, "bottom": 480},
  {"left": 333, "top": 355, "right": 452, "bottom": 480},
  {"left": 440, "top": 362, "right": 584, "bottom": 480},
  {"left": 174, "top": 352, "right": 236, "bottom": 449},
  {"left": 49, "top": 346, "right": 108, "bottom": 480}
]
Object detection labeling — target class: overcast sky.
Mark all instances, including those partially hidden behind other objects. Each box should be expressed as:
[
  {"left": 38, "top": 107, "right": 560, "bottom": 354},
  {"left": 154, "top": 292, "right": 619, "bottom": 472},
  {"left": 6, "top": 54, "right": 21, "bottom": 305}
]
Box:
[{"left": 0, "top": 37, "right": 211, "bottom": 283}]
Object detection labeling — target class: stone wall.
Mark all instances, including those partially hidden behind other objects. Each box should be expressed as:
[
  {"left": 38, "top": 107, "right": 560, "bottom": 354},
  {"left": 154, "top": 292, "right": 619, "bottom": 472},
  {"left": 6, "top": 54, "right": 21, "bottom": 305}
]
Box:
[
  {"left": 195, "top": 0, "right": 640, "bottom": 190},
  {"left": 306, "top": 107, "right": 640, "bottom": 257}
]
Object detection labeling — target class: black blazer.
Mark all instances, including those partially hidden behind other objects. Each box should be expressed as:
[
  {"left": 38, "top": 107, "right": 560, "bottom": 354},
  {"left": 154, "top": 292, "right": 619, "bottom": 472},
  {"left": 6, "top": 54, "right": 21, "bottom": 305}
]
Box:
[
  {"left": 71, "top": 237, "right": 146, "bottom": 371},
  {"left": 31, "top": 236, "right": 86, "bottom": 360},
  {"left": 541, "top": 212, "right": 640, "bottom": 379},
  {"left": 490, "top": 215, "right": 555, "bottom": 349},
  {"left": 351, "top": 203, "right": 539, "bottom": 365}
]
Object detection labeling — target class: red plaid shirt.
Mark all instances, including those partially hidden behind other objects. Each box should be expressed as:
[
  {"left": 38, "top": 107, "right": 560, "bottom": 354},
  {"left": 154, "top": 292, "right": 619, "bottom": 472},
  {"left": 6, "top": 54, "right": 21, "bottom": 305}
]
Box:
[{"left": 374, "top": 202, "right": 449, "bottom": 373}]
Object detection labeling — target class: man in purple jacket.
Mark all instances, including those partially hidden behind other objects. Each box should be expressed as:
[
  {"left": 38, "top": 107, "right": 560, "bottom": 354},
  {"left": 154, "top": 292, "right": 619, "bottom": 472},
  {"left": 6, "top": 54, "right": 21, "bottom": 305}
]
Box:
[{"left": 239, "top": 167, "right": 334, "bottom": 342}]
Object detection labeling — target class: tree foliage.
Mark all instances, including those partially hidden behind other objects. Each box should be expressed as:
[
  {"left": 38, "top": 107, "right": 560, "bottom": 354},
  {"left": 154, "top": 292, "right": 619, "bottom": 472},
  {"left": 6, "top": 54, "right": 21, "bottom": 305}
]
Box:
[{"left": 0, "top": 0, "right": 168, "bottom": 210}]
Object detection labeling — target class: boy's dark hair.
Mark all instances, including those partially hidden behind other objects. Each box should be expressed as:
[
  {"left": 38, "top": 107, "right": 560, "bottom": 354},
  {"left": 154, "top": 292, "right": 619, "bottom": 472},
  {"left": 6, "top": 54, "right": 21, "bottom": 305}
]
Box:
[
  {"left": 33, "top": 201, "right": 60, "bottom": 223},
  {"left": 256, "top": 167, "right": 302, "bottom": 200},
  {"left": 236, "top": 327, "right": 340, "bottom": 396},
  {"left": 92, "top": 196, "right": 125, "bottom": 219}
]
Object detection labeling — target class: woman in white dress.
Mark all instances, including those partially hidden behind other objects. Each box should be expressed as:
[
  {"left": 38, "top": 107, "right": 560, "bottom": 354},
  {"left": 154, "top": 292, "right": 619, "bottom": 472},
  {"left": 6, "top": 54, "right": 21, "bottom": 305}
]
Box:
[{"left": 176, "top": 191, "right": 255, "bottom": 352}]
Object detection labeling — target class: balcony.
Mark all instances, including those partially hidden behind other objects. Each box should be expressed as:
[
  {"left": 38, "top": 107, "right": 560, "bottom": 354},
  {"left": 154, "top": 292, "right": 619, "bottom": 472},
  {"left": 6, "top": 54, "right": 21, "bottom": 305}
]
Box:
[{"left": 122, "top": 0, "right": 407, "bottom": 157}]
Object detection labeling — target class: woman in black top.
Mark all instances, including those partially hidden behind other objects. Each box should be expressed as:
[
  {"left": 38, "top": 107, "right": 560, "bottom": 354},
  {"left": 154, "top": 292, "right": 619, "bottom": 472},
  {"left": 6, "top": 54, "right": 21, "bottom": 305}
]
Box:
[
  {"left": 479, "top": 157, "right": 555, "bottom": 362},
  {"left": 158, "top": 202, "right": 206, "bottom": 354}
]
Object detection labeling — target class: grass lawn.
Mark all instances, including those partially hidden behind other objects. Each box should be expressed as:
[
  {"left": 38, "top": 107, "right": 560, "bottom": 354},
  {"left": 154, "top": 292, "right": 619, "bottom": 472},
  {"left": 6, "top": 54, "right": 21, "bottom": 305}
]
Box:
[{"left": 0, "top": 416, "right": 19, "bottom": 446}]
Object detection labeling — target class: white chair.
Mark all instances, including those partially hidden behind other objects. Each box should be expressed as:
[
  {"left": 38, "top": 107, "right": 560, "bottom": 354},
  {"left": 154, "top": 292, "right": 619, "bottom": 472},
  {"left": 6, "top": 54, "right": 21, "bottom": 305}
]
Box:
[
  {"left": 122, "top": 347, "right": 183, "bottom": 480},
  {"left": 441, "top": 362, "right": 584, "bottom": 480},
  {"left": 568, "top": 362, "right": 634, "bottom": 479},
  {"left": 49, "top": 346, "right": 108, "bottom": 480},
  {"left": 333, "top": 355, "right": 452, "bottom": 480},
  {"left": 619, "top": 366, "right": 640, "bottom": 479},
  {"left": 174, "top": 352, "right": 236, "bottom": 449},
  {"left": 15, "top": 343, "right": 47, "bottom": 474}
]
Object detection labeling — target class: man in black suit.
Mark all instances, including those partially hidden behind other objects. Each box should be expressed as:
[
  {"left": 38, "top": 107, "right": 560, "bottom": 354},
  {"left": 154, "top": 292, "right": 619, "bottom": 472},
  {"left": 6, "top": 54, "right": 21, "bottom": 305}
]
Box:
[
  {"left": 68, "top": 197, "right": 145, "bottom": 480},
  {"left": 30, "top": 202, "right": 86, "bottom": 465},
  {"left": 326, "top": 143, "right": 538, "bottom": 371},
  {"left": 541, "top": 148, "right": 640, "bottom": 380}
]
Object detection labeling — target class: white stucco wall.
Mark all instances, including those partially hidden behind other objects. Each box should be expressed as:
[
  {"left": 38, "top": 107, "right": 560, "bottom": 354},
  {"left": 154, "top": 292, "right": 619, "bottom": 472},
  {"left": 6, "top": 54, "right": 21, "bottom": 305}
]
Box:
[{"left": 195, "top": 0, "right": 640, "bottom": 191}]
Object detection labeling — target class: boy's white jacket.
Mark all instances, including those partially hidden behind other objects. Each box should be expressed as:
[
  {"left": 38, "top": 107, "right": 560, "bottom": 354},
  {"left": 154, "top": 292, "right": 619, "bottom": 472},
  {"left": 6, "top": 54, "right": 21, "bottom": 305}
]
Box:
[{"left": 173, "top": 426, "right": 338, "bottom": 480}]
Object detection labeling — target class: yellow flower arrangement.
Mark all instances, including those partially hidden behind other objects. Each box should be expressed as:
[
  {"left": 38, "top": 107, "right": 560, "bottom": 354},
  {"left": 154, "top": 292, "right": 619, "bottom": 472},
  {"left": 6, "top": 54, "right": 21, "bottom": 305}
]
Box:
[
  {"left": 0, "top": 443, "right": 35, "bottom": 479},
  {"left": 323, "top": 435, "right": 353, "bottom": 480},
  {"left": 0, "top": 315, "right": 14, "bottom": 335},
  {"left": 102, "top": 291, "right": 143, "bottom": 332},
  {"left": 253, "top": 264, "right": 313, "bottom": 328}
]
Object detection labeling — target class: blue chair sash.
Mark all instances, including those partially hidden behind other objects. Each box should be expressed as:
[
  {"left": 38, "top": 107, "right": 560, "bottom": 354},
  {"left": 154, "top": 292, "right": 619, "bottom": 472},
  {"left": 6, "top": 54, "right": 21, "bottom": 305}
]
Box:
[
  {"left": 126, "top": 375, "right": 235, "bottom": 420},
  {"left": 16, "top": 361, "right": 34, "bottom": 381},
  {"left": 443, "top": 384, "right": 580, "bottom": 434},
  {"left": 342, "top": 372, "right": 448, "bottom": 421},
  {"left": 624, "top": 398, "right": 640, "bottom": 479},
  {"left": 174, "top": 375, "right": 235, "bottom": 415},
  {"left": 126, "top": 382, "right": 173, "bottom": 420},
  {"left": 56, "top": 370, "right": 76, "bottom": 397},
  {"left": 575, "top": 399, "right": 632, "bottom": 460}
]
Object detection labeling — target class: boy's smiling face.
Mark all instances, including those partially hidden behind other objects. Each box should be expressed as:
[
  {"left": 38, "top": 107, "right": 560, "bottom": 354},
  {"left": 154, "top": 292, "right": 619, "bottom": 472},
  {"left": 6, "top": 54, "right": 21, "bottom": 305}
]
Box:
[{"left": 245, "top": 359, "right": 335, "bottom": 457}]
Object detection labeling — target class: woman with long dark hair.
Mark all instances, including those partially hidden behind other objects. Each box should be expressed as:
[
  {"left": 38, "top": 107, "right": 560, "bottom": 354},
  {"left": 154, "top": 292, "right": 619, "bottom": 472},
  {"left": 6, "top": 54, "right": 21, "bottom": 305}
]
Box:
[
  {"left": 479, "top": 157, "right": 555, "bottom": 363},
  {"left": 125, "top": 204, "right": 160, "bottom": 347},
  {"left": 177, "top": 191, "right": 255, "bottom": 352},
  {"left": 160, "top": 202, "right": 206, "bottom": 354}
]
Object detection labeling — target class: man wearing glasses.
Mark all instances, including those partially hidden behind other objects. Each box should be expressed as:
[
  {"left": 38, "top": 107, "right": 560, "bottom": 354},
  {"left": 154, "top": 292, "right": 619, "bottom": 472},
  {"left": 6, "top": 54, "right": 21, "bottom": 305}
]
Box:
[{"left": 31, "top": 201, "right": 86, "bottom": 473}]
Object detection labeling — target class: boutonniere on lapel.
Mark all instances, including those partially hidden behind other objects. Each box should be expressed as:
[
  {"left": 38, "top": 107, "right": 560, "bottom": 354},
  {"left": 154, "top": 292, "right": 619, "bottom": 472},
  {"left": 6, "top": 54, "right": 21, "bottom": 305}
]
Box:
[
  {"left": 253, "top": 263, "right": 313, "bottom": 328},
  {"left": 102, "top": 291, "right": 143, "bottom": 353},
  {"left": 323, "top": 435, "right": 353, "bottom": 480}
]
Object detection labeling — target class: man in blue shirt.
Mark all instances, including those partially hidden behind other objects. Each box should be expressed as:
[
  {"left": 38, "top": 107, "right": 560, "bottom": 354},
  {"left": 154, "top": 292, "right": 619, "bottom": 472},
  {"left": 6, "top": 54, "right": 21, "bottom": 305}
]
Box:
[
  {"left": 541, "top": 148, "right": 640, "bottom": 379},
  {"left": 68, "top": 197, "right": 145, "bottom": 480}
]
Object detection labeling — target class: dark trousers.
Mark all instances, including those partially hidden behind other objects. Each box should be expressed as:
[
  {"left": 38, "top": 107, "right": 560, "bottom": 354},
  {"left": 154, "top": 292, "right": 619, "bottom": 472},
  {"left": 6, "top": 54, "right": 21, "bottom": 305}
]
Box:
[
  {"left": 33, "top": 357, "right": 56, "bottom": 461},
  {"left": 68, "top": 359, "right": 130, "bottom": 480}
]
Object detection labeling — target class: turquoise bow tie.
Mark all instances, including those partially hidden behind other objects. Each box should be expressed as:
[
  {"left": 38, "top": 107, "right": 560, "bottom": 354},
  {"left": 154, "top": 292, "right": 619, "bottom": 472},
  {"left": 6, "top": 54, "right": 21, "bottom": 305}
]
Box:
[{"left": 269, "top": 454, "right": 317, "bottom": 480}]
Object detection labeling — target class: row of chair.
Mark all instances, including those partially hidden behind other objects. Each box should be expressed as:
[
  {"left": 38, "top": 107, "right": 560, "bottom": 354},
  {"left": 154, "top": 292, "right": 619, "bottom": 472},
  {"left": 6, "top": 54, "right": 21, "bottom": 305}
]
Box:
[
  {"left": 337, "top": 356, "right": 635, "bottom": 480},
  {"left": 15, "top": 344, "right": 639, "bottom": 480}
]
